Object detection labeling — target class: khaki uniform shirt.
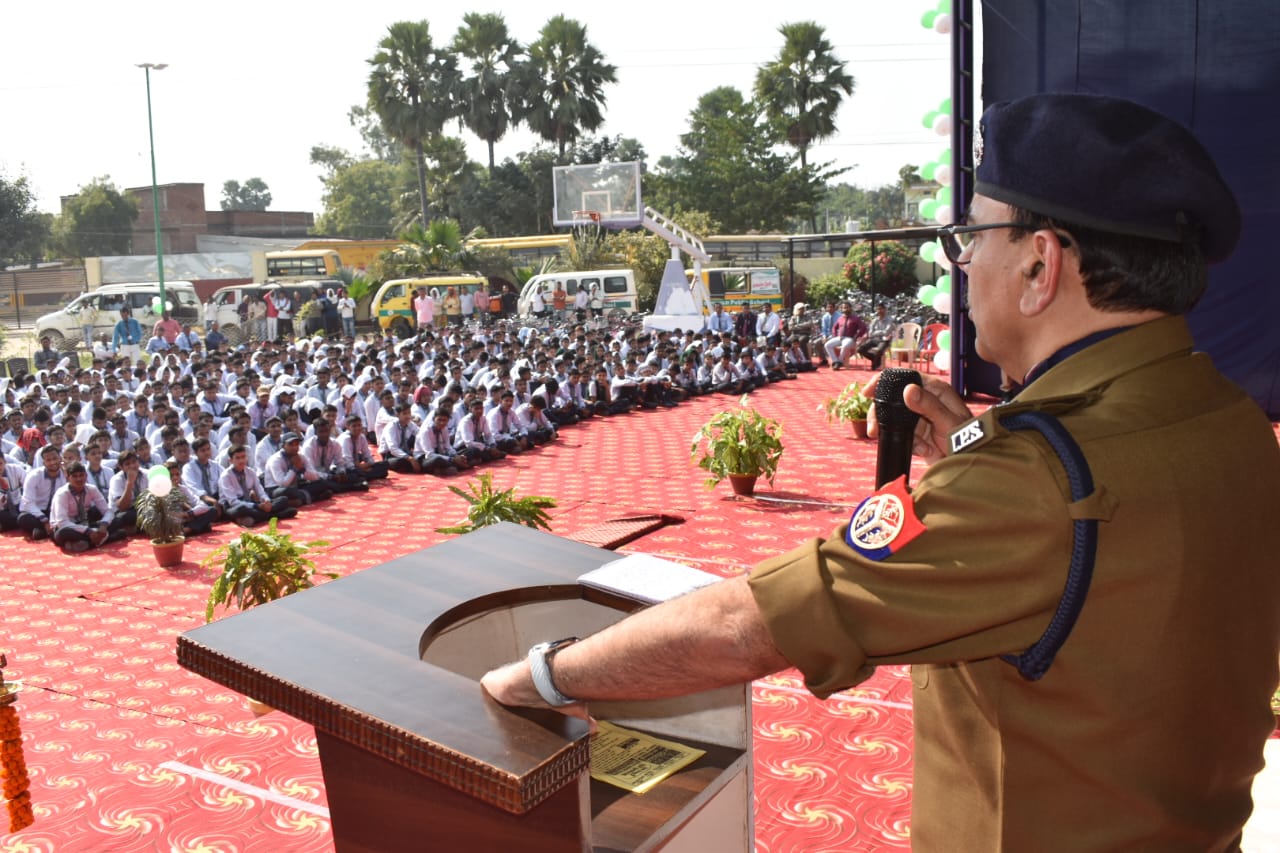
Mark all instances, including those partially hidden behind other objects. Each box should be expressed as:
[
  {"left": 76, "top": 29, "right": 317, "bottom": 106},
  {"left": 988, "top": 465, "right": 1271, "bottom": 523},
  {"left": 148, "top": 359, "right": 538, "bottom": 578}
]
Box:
[{"left": 750, "top": 316, "right": 1280, "bottom": 851}]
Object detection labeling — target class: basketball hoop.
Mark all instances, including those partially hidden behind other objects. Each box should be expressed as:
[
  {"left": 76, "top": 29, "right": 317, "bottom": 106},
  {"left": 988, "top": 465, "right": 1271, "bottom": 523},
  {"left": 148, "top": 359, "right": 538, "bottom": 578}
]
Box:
[{"left": 572, "top": 209, "right": 602, "bottom": 226}]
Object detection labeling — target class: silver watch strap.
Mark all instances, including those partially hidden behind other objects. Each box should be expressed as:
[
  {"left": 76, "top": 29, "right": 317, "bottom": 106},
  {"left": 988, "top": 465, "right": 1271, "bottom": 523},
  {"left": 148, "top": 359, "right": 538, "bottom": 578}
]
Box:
[{"left": 528, "top": 639, "right": 578, "bottom": 706}]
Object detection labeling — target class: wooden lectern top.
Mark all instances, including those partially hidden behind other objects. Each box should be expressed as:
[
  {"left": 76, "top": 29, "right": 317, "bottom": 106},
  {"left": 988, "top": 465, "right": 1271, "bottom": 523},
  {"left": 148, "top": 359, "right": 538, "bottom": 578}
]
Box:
[{"left": 177, "top": 523, "right": 634, "bottom": 815}]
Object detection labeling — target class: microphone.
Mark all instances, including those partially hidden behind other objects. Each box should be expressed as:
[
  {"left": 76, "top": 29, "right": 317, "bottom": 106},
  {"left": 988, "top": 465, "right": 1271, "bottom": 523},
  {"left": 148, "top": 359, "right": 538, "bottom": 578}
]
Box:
[{"left": 875, "top": 368, "right": 922, "bottom": 488}]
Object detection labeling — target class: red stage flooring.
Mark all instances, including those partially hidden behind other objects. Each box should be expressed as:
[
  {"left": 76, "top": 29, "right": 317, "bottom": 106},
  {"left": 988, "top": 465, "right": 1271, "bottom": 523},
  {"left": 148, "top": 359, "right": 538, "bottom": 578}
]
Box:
[{"left": 2, "top": 365, "right": 1264, "bottom": 851}]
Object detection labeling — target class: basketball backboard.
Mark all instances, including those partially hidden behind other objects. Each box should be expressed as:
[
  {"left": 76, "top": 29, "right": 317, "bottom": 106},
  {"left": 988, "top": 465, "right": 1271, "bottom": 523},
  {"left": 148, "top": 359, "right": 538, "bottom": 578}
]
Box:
[{"left": 552, "top": 161, "right": 643, "bottom": 228}]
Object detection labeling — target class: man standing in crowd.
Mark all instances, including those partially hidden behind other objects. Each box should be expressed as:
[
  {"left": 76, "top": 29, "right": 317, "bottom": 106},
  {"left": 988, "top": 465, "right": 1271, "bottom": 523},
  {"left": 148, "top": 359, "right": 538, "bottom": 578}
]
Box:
[
  {"left": 112, "top": 307, "right": 143, "bottom": 361},
  {"left": 481, "top": 93, "right": 1280, "bottom": 851}
]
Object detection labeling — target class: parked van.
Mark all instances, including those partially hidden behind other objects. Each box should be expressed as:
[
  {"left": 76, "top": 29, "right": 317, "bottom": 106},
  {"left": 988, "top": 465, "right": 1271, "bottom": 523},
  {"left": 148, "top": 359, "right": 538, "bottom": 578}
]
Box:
[
  {"left": 692, "top": 267, "right": 784, "bottom": 313},
  {"left": 208, "top": 281, "right": 335, "bottom": 344},
  {"left": 517, "top": 269, "right": 637, "bottom": 319},
  {"left": 35, "top": 281, "right": 201, "bottom": 350},
  {"left": 371, "top": 274, "right": 488, "bottom": 336}
]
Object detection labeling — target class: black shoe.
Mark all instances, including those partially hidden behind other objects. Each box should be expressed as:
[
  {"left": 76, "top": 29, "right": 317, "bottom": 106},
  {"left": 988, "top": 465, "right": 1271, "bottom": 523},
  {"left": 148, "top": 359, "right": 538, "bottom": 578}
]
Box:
[
  {"left": 64, "top": 540, "right": 90, "bottom": 554},
  {"left": 832, "top": 362, "right": 843, "bottom": 370},
  {"left": 30, "top": 527, "right": 47, "bottom": 541}
]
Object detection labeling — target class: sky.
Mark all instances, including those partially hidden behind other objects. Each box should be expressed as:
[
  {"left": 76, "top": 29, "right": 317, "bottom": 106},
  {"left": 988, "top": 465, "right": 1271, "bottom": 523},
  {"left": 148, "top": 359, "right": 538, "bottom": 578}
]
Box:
[{"left": 1, "top": 0, "right": 954, "bottom": 217}]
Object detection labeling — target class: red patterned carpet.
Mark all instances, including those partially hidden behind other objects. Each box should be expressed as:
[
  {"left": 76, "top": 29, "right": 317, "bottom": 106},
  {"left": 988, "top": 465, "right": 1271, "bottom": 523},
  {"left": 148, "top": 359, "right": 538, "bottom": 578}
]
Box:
[{"left": 8, "top": 360, "right": 1235, "bottom": 852}]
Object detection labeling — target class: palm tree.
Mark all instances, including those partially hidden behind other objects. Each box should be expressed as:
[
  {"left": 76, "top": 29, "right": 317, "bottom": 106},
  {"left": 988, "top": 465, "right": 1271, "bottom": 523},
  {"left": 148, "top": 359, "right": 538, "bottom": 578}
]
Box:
[
  {"left": 452, "top": 12, "right": 522, "bottom": 174},
  {"left": 381, "top": 219, "right": 481, "bottom": 279},
  {"left": 367, "top": 20, "right": 459, "bottom": 228},
  {"left": 521, "top": 15, "right": 617, "bottom": 160},
  {"left": 754, "top": 21, "right": 855, "bottom": 171}
]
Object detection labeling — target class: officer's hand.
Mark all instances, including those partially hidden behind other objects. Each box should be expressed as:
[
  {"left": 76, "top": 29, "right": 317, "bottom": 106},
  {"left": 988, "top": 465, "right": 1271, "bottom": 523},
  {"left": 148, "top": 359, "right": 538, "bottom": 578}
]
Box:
[
  {"left": 480, "top": 660, "right": 596, "bottom": 729},
  {"left": 866, "top": 373, "right": 971, "bottom": 466}
]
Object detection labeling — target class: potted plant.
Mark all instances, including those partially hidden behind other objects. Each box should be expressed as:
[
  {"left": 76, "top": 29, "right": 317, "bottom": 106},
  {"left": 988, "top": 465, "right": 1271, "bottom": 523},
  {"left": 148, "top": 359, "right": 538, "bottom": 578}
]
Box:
[
  {"left": 134, "top": 473, "right": 188, "bottom": 567},
  {"left": 202, "top": 519, "right": 333, "bottom": 715},
  {"left": 690, "top": 396, "right": 784, "bottom": 497},
  {"left": 821, "top": 381, "right": 875, "bottom": 439},
  {"left": 436, "top": 473, "right": 556, "bottom": 534}
]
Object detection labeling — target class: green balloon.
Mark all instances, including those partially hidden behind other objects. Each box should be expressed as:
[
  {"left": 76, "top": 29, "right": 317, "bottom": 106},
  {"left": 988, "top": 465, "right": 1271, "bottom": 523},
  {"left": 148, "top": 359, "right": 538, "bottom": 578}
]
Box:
[
  {"left": 936, "top": 274, "right": 952, "bottom": 294},
  {"left": 920, "top": 242, "right": 937, "bottom": 263},
  {"left": 937, "top": 330, "right": 952, "bottom": 350},
  {"left": 936, "top": 186, "right": 952, "bottom": 206},
  {"left": 921, "top": 162, "right": 937, "bottom": 181},
  {"left": 937, "top": 0, "right": 951, "bottom": 12},
  {"left": 918, "top": 285, "right": 938, "bottom": 305},
  {"left": 919, "top": 199, "right": 938, "bottom": 220},
  {"left": 148, "top": 464, "right": 168, "bottom": 481},
  {"left": 922, "top": 10, "right": 938, "bottom": 28},
  {"left": 938, "top": 148, "right": 952, "bottom": 165},
  {"left": 940, "top": 98, "right": 952, "bottom": 115},
  {"left": 922, "top": 110, "right": 939, "bottom": 130}
]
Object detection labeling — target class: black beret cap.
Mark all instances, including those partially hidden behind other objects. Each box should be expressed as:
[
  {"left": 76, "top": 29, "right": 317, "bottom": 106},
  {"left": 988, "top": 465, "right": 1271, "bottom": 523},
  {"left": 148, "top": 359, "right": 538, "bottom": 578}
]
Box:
[{"left": 975, "top": 93, "right": 1240, "bottom": 262}]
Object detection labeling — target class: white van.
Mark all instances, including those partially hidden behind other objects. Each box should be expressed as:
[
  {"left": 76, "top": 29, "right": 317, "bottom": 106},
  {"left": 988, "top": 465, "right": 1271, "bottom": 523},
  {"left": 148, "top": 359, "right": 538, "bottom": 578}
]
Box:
[
  {"left": 517, "top": 269, "right": 637, "bottom": 320},
  {"left": 35, "top": 282, "right": 202, "bottom": 350}
]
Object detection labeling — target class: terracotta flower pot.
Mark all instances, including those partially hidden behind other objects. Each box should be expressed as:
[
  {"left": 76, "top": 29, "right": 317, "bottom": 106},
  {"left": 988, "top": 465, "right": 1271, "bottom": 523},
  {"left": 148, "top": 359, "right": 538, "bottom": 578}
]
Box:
[
  {"left": 151, "top": 537, "right": 185, "bottom": 568},
  {"left": 728, "top": 474, "right": 759, "bottom": 497},
  {"left": 850, "top": 419, "right": 870, "bottom": 440}
]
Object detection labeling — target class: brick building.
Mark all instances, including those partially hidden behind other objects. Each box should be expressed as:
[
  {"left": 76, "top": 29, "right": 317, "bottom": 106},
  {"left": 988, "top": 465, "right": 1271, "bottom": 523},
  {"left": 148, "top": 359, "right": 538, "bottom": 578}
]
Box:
[{"left": 127, "top": 183, "right": 313, "bottom": 254}]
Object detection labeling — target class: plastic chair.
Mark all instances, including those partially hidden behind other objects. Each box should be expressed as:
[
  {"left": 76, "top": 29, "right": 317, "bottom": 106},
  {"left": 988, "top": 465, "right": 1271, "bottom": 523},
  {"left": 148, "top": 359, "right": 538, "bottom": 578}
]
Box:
[
  {"left": 889, "top": 322, "right": 922, "bottom": 367},
  {"left": 919, "top": 322, "right": 949, "bottom": 373}
]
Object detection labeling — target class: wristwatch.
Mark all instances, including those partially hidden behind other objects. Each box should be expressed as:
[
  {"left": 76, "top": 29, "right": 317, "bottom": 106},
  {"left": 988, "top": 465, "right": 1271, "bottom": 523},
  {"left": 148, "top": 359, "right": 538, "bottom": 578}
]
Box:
[{"left": 527, "top": 637, "right": 580, "bottom": 707}]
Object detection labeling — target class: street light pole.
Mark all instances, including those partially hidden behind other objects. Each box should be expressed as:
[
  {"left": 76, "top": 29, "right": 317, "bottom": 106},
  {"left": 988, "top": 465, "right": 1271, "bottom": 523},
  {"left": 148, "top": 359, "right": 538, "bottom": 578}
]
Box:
[{"left": 137, "top": 62, "right": 168, "bottom": 313}]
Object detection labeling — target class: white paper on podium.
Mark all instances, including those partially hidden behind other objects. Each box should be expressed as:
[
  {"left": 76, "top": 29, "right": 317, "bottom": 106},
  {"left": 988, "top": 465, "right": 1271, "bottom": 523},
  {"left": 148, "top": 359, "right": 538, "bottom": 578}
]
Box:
[{"left": 578, "top": 553, "right": 721, "bottom": 605}]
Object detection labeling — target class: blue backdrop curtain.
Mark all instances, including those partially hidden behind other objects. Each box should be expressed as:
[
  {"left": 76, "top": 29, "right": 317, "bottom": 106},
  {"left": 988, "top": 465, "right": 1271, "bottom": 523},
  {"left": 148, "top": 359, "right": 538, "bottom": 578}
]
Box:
[{"left": 973, "top": 0, "right": 1280, "bottom": 416}]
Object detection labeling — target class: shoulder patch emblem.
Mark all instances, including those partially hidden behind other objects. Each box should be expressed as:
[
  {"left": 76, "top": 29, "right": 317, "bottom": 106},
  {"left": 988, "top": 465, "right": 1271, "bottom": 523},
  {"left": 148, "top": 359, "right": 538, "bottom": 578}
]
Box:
[
  {"left": 844, "top": 475, "right": 926, "bottom": 561},
  {"left": 950, "top": 419, "right": 985, "bottom": 453}
]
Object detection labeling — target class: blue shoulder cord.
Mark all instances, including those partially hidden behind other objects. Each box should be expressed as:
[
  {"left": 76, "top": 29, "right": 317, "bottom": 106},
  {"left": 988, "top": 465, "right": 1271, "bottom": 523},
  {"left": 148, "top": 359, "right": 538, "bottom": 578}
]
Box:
[{"left": 997, "top": 411, "right": 1098, "bottom": 681}]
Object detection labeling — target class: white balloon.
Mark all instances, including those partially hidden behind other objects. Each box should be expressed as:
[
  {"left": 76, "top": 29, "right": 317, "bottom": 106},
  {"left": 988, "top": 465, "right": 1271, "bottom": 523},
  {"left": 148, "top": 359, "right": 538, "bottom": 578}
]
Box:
[
  {"left": 932, "top": 113, "right": 952, "bottom": 136},
  {"left": 932, "top": 291, "right": 952, "bottom": 315},
  {"left": 149, "top": 476, "right": 172, "bottom": 497},
  {"left": 934, "top": 251, "right": 953, "bottom": 272},
  {"left": 933, "top": 204, "right": 953, "bottom": 225},
  {"left": 934, "top": 350, "right": 951, "bottom": 372},
  {"left": 934, "top": 13, "right": 953, "bottom": 34},
  {"left": 934, "top": 163, "right": 952, "bottom": 187}
]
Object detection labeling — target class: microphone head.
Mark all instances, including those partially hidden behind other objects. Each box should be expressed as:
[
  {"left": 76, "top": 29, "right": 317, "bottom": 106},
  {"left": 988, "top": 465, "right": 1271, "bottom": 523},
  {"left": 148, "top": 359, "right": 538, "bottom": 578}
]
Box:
[{"left": 874, "top": 368, "right": 923, "bottom": 429}]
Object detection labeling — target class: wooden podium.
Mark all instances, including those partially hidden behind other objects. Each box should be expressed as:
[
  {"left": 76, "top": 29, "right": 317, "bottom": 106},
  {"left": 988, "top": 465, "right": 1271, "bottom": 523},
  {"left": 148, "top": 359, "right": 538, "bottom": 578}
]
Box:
[{"left": 177, "top": 524, "right": 753, "bottom": 852}]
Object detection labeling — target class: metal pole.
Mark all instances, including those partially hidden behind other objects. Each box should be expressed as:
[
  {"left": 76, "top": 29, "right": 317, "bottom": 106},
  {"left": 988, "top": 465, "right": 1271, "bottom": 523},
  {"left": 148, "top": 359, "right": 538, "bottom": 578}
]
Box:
[{"left": 139, "top": 63, "right": 167, "bottom": 312}]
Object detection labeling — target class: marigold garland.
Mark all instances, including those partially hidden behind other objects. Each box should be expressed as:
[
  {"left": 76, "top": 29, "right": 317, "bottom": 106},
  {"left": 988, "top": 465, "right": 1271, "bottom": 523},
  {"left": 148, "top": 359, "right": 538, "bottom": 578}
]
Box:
[{"left": 1, "top": 697, "right": 33, "bottom": 832}]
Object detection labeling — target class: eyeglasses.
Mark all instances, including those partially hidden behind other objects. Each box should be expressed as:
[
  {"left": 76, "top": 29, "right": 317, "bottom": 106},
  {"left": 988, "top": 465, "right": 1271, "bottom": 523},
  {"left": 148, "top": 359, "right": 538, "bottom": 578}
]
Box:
[{"left": 936, "top": 221, "right": 1072, "bottom": 266}]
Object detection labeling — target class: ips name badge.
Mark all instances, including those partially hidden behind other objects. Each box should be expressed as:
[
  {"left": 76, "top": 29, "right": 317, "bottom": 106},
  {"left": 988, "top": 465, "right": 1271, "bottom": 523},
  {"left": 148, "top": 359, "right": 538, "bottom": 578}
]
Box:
[{"left": 844, "top": 475, "right": 926, "bottom": 561}]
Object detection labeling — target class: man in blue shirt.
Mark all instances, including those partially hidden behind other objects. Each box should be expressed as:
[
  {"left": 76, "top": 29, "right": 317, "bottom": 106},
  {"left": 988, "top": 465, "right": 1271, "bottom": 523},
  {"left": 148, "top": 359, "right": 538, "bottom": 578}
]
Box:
[{"left": 111, "top": 307, "right": 143, "bottom": 361}]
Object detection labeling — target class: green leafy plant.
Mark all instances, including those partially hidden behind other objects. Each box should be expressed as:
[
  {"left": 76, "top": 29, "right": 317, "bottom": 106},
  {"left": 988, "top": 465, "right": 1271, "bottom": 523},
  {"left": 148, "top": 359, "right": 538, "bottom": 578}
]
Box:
[
  {"left": 435, "top": 473, "right": 556, "bottom": 534},
  {"left": 203, "top": 518, "right": 333, "bottom": 622},
  {"left": 690, "top": 396, "right": 785, "bottom": 489},
  {"left": 842, "top": 240, "right": 920, "bottom": 297},
  {"left": 821, "top": 381, "right": 873, "bottom": 424},
  {"left": 134, "top": 488, "right": 187, "bottom": 544}
]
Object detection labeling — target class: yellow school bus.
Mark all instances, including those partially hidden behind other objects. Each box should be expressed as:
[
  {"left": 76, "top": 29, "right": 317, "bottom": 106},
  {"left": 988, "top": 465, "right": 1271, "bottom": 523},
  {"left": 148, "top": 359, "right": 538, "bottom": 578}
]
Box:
[
  {"left": 691, "top": 266, "right": 785, "bottom": 312},
  {"left": 265, "top": 250, "right": 342, "bottom": 281},
  {"left": 371, "top": 275, "right": 489, "bottom": 336}
]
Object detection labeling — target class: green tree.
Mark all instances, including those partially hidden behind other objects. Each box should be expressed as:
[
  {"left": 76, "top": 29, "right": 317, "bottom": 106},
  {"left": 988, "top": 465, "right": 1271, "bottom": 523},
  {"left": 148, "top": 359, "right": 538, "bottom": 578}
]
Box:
[
  {"left": 452, "top": 12, "right": 523, "bottom": 174},
  {"left": 522, "top": 16, "right": 617, "bottom": 159},
  {"left": 648, "top": 87, "right": 822, "bottom": 232},
  {"left": 312, "top": 158, "right": 402, "bottom": 238},
  {"left": 347, "top": 105, "right": 403, "bottom": 164},
  {"left": 822, "top": 182, "right": 905, "bottom": 231},
  {"left": 51, "top": 176, "right": 138, "bottom": 259},
  {"left": 367, "top": 20, "right": 459, "bottom": 228},
  {"left": 0, "top": 172, "right": 51, "bottom": 267},
  {"left": 220, "top": 178, "right": 272, "bottom": 211},
  {"left": 754, "top": 21, "right": 855, "bottom": 172},
  {"left": 376, "top": 219, "right": 480, "bottom": 279}
]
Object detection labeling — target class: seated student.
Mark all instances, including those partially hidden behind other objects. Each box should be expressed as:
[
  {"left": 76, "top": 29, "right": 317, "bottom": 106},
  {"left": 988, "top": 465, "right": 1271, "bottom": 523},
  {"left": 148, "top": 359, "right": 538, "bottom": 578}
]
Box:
[
  {"left": 556, "top": 368, "right": 594, "bottom": 420},
  {"left": 535, "top": 378, "right": 579, "bottom": 426},
  {"left": 514, "top": 395, "right": 556, "bottom": 446},
  {"left": 50, "top": 461, "right": 116, "bottom": 553},
  {"left": 377, "top": 403, "right": 422, "bottom": 474},
  {"left": 182, "top": 437, "right": 224, "bottom": 521},
  {"left": 264, "top": 432, "right": 333, "bottom": 506},
  {"left": 337, "top": 416, "right": 388, "bottom": 481},
  {"left": 105, "top": 449, "right": 144, "bottom": 535},
  {"left": 218, "top": 444, "right": 297, "bottom": 527},
  {"left": 454, "top": 398, "right": 505, "bottom": 465},
  {"left": 413, "top": 409, "right": 470, "bottom": 476},
  {"left": 756, "top": 344, "right": 792, "bottom": 382},
  {"left": 255, "top": 417, "right": 286, "bottom": 472},
  {"left": 586, "top": 366, "right": 629, "bottom": 416},
  {"left": 165, "top": 460, "right": 215, "bottom": 537},
  {"left": 782, "top": 337, "right": 816, "bottom": 373},
  {"left": 737, "top": 349, "right": 768, "bottom": 390},
  {"left": 0, "top": 455, "right": 22, "bottom": 531},
  {"left": 671, "top": 357, "right": 702, "bottom": 398},
  {"left": 710, "top": 352, "right": 747, "bottom": 395},
  {"left": 17, "top": 444, "right": 67, "bottom": 541},
  {"left": 485, "top": 390, "right": 529, "bottom": 454},
  {"left": 302, "top": 418, "right": 368, "bottom": 493}
]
